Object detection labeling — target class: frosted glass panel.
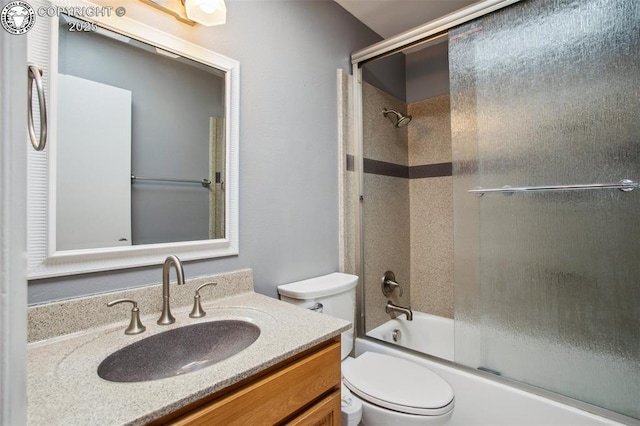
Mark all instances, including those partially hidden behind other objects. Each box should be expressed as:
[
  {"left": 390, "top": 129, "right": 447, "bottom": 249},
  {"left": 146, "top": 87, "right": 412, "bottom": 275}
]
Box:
[{"left": 451, "top": 0, "right": 640, "bottom": 419}]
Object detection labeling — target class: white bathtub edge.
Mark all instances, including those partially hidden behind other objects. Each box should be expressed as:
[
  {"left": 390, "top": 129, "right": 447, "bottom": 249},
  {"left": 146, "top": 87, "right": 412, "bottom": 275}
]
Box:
[{"left": 355, "top": 337, "right": 636, "bottom": 426}]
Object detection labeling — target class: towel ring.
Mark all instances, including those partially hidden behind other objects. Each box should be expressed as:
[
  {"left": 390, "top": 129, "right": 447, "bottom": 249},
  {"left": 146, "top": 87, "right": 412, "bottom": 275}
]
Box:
[{"left": 27, "top": 65, "right": 47, "bottom": 151}]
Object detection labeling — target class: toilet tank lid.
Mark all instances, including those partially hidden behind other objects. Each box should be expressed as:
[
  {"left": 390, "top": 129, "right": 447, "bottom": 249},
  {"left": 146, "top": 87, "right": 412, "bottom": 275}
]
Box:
[{"left": 277, "top": 273, "right": 358, "bottom": 299}]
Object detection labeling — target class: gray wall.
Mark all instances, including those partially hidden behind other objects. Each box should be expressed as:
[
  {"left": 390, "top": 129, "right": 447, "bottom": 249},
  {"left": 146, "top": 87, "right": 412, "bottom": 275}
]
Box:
[
  {"left": 362, "top": 51, "right": 406, "bottom": 102},
  {"left": 58, "top": 23, "right": 224, "bottom": 244},
  {"left": 28, "top": 0, "right": 382, "bottom": 303},
  {"left": 406, "top": 40, "right": 449, "bottom": 102},
  {"left": 361, "top": 40, "right": 450, "bottom": 108}
]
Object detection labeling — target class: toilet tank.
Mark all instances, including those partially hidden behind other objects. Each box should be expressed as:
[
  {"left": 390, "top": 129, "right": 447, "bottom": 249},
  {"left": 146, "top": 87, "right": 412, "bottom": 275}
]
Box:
[{"left": 277, "top": 272, "right": 358, "bottom": 360}]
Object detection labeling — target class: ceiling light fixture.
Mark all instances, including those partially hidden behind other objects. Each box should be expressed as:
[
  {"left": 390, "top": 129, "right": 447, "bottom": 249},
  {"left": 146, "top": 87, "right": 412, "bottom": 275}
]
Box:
[{"left": 140, "top": 0, "right": 226, "bottom": 27}]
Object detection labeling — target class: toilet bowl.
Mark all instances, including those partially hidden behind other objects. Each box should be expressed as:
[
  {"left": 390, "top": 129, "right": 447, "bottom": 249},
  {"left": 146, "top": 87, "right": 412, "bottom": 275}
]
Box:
[
  {"left": 343, "top": 353, "right": 454, "bottom": 426},
  {"left": 278, "top": 273, "right": 455, "bottom": 425},
  {"left": 341, "top": 383, "right": 363, "bottom": 426}
]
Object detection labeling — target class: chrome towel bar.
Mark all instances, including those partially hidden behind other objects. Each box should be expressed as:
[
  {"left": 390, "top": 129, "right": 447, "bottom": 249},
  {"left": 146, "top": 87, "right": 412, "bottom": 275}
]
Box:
[
  {"left": 469, "top": 179, "right": 638, "bottom": 196},
  {"left": 131, "top": 174, "right": 211, "bottom": 188}
]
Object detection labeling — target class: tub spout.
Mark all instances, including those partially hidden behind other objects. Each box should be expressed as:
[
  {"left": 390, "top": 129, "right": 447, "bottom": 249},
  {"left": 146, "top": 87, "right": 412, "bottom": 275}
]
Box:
[{"left": 385, "top": 301, "right": 413, "bottom": 321}]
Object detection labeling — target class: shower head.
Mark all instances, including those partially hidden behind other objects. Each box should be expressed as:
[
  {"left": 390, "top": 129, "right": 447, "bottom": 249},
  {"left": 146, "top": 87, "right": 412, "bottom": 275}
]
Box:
[{"left": 383, "top": 108, "right": 412, "bottom": 128}]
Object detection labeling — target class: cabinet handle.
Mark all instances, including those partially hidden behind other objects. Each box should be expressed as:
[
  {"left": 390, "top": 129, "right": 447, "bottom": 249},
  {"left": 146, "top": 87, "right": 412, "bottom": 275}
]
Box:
[{"left": 27, "top": 65, "right": 47, "bottom": 151}]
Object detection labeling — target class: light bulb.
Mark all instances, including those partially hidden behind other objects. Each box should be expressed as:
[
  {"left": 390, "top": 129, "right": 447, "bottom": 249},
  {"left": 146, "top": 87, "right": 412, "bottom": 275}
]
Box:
[
  {"left": 199, "top": 3, "right": 216, "bottom": 14},
  {"left": 184, "top": 0, "right": 226, "bottom": 26}
]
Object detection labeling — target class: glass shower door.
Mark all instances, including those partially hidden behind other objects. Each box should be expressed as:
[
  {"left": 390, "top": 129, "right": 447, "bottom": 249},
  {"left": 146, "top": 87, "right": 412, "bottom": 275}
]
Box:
[{"left": 451, "top": 0, "right": 640, "bottom": 419}]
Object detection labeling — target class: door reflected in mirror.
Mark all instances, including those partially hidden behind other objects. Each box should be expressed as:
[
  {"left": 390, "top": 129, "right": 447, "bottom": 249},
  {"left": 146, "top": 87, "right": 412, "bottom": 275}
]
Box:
[{"left": 56, "top": 15, "right": 226, "bottom": 251}]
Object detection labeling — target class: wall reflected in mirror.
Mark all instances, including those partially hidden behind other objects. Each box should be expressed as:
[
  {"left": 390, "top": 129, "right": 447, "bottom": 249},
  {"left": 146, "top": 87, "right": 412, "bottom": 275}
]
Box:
[{"left": 56, "top": 15, "right": 226, "bottom": 251}]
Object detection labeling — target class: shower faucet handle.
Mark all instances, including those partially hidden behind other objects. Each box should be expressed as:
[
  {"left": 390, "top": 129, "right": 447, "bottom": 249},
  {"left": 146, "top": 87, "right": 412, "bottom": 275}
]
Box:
[{"left": 381, "top": 271, "right": 403, "bottom": 297}]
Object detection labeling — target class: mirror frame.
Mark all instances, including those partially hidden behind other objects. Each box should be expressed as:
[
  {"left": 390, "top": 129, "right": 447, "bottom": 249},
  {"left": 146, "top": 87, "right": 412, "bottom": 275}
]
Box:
[{"left": 27, "top": 0, "right": 239, "bottom": 279}]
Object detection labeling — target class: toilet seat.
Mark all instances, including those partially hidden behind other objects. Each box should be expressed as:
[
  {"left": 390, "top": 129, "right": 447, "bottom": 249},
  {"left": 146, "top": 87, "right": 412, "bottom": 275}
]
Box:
[{"left": 342, "top": 352, "right": 455, "bottom": 416}]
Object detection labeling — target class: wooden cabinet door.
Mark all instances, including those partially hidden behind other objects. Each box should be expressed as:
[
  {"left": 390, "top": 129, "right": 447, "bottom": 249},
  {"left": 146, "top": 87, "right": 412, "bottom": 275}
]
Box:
[{"left": 285, "top": 390, "right": 341, "bottom": 426}]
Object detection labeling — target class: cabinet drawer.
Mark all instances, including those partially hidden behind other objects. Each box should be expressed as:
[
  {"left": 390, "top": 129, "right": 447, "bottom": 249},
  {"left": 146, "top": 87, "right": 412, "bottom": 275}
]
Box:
[
  {"left": 285, "top": 389, "right": 341, "bottom": 426},
  {"left": 171, "top": 341, "right": 341, "bottom": 425}
]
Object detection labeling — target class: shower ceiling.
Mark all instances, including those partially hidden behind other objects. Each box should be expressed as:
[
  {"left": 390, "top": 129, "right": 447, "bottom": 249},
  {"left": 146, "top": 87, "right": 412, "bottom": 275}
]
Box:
[{"left": 334, "top": 0, "right": 478, "bottom": 38}]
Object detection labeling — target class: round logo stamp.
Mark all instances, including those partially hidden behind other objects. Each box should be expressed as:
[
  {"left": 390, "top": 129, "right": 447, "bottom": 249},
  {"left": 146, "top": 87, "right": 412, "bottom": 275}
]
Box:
[{"left": 1, "top": 1, "right": 36, "bottom": 35}]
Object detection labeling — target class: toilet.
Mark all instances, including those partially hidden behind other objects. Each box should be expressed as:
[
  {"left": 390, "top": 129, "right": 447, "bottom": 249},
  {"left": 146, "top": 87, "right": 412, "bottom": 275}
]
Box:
[{"left": 278, "top": 273, "right": 455, "bottom": 426}]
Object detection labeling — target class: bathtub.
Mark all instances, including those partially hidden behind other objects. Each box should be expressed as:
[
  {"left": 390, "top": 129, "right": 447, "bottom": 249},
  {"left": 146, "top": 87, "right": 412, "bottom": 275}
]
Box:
[
  {"left": 366, "top": 311, "right": 454, "bottom": 361},
  {"left": 356, "top": 337, "right": 627, "bottom": 426}
]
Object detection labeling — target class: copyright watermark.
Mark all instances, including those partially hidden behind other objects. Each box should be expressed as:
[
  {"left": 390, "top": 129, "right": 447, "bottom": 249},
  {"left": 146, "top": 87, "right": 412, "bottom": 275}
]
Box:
[
  {"left": 1, "top": 1, "right": 126, "bottom": 34},
  {"left": 37, "top": 5, "right": 126, "bottom": 18}
]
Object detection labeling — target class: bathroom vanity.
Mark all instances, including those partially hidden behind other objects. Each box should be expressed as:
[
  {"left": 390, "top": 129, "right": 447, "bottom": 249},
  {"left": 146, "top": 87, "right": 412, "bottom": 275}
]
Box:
[
  {"left": 26, "top": 269, "right": 349, "bottom": 425},
  {"left": 161, "top": 339, "right": 341, "bottom": 425}
]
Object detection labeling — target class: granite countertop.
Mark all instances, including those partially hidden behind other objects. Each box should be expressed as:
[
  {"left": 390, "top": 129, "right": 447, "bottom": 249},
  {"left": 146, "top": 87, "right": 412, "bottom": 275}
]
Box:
[{"left": 27, "top": 291, "right": 350, "bottom": 425}]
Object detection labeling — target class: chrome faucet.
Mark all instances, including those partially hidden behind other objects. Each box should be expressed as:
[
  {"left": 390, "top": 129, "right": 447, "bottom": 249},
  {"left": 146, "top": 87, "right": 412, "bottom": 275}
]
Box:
[
  {"left": 157, "top": 255, "right": 185, "bottom": 325},
  {"left": 385, "top": 301, "right": 413, "bottom": 321}
]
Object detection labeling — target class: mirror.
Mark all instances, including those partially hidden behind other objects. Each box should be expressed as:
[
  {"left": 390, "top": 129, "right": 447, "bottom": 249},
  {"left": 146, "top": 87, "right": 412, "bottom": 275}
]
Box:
[
  {"left": 27, "top": 4, "right": 239, "bottom": 278},
  {"left": 56, "top": 16, "right": 226, "bottom": 250}
]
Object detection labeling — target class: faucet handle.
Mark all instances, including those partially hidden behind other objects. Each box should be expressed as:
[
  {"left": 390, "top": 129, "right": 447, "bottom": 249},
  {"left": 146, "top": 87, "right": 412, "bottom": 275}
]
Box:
[
  {"left": 381, "top": 271, "right": 403, "bottom": 297},
  {"left": 107, "top": 299, "right": 146, "bottom": 335},
  {"left": 189, "top": 282, "right": 218, "bottom": 318}
]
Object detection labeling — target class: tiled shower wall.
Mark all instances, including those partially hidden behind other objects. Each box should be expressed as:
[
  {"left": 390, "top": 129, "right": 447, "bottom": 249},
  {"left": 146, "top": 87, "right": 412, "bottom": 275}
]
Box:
[
  {"left": 339, "top": 71, "right": 455, "bottom": 331},
  {"left": 338, "top": 70, "right": 357, "bottom": 277},
  {"left": 408, "top": 95, "right": 454, "bottom": 319},
  {"left": 357, "top": 83, "right": 454, "bottom": 331},
  {"left": 361, "top": 82, "right": 411, "bottom": 331}
]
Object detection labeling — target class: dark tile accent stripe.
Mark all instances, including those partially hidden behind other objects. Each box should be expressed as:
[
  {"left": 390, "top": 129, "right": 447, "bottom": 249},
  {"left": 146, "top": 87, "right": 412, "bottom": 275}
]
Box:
[
  {"left": 364, "top": 158, "right": 409, "bottom": 178},
  {"left": 346, "top": 154, "right": 355, "bottom": 172},
  {"left": 345, "top": 155, "right": 452, "bottom": 179},
  {"left": 455, "top": 161, "right": 478, "bottom": 175},
  {"left": 409, "top": 162, "right": 453, "bottom": 179}
]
